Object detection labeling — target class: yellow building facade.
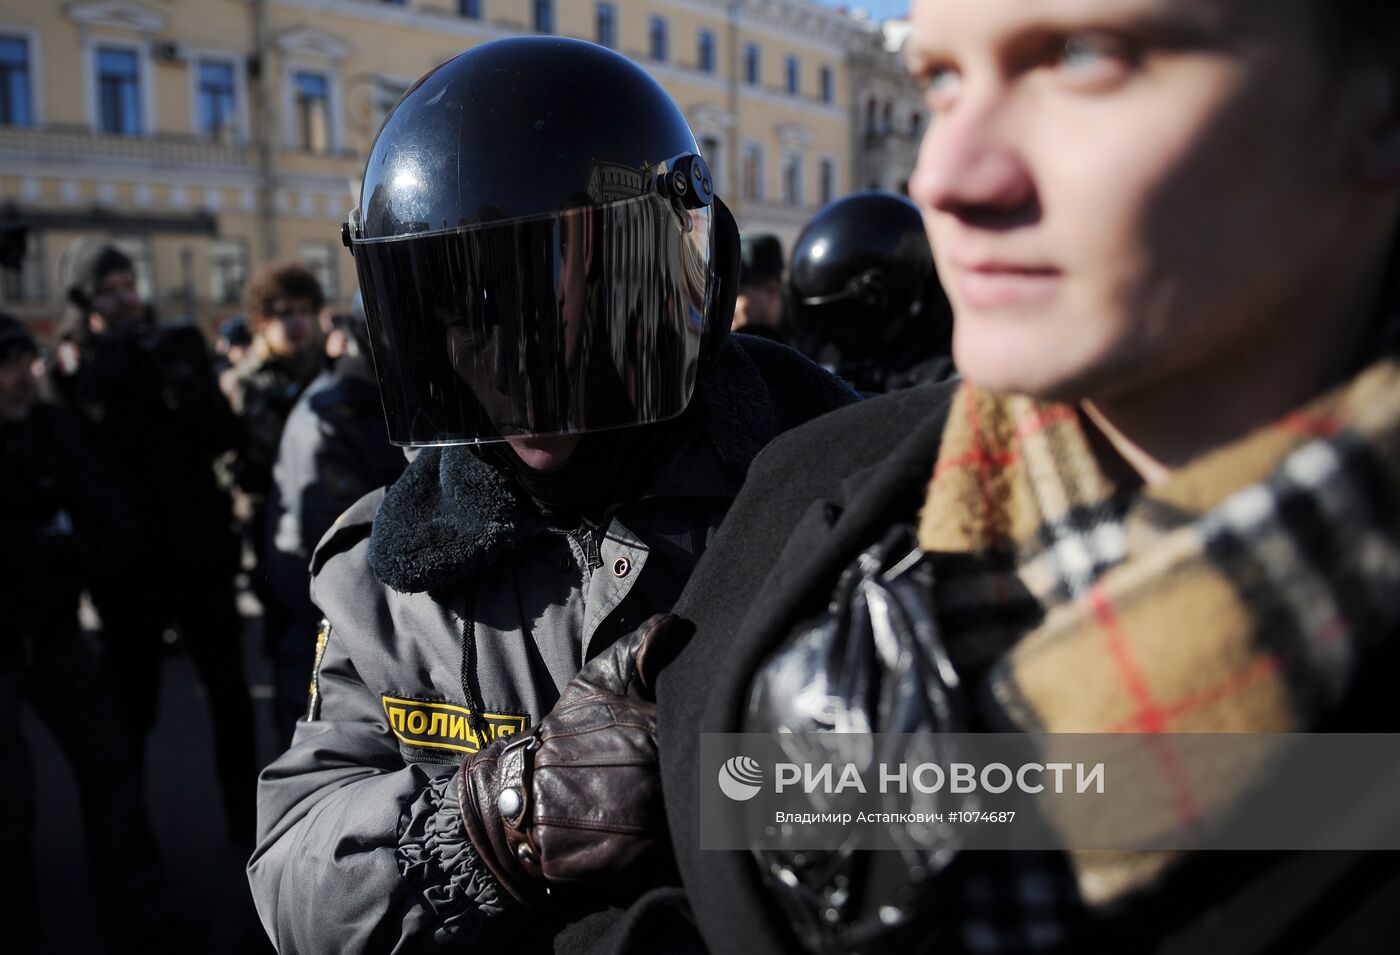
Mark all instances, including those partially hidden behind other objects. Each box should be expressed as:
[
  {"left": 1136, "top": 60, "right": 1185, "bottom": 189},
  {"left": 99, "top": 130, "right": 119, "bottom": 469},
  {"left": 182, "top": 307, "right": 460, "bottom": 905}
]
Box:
[{"left": 0, "top": 0, "right": 890, "bottom": 336}]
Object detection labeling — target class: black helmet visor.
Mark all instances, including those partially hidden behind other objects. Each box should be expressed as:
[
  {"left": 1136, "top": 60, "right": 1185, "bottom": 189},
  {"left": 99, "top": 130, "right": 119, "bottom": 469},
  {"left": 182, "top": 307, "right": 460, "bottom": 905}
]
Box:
[{"left": 354, "top": 193, "right": 712, "bottom": 446}]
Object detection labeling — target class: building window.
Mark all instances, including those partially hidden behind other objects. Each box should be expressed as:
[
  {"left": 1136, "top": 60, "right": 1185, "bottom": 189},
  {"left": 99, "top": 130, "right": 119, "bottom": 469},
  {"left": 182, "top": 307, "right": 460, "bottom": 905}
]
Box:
[
  {"left": 97, "top": 46, "right": 142, "bottom": 135},
  {"left": 209, "top": 238, "right": 249, "bottom": 305},
  {"left": 882, "top": 100, "right": 894, "bottom": 133},
  {"left": 372, "top": 76, "right": 408, "bottom": 132},
  {"left": 596, "top": 3, "right": 616, "bottom": 48},
  {"left": 819, "top": 65, "right": 833, "bottom": 104},
  {"left": 380, "top": 0, "right": 407, "bottom": 5},
  {"left": 699, "top": 133, "right": 721, "bottom": 191},
  {"left": 293, "top": 70, "right": 331, "bottom": 153},
  {"left": 0, "top": 231, "right": 43, "bottom": 303},
  {"left": 302, "top": 242, "right": 338, "bottom": 302},
  {"left": 534, "top": 0, "right": 554, "bottom": 34},
  {"left": 0, "top": 36, "right": 33, "bottom": 127},
  {"left": 195, "top": 59, "right": 237, "bottom": 142},
  {"left": 819, "top": 157, "right": 836, "bottom": 206},
  {"left": 460, "top": 0, "right": 482, "bottom": 18},
  {"left": 744, "top": 43, "right": 759, "bottom": 86},
  {"left": 698, "top": 29, "right": 715, "bottom": 74},
  {"left": 782, "top": 153, "right": 802, "bottom": 207},
  {"left": 741, "top": 143, "right": 763, "bottom": 202},
  {"left": 785, "top": 55, "right": 799, "bottom": 95},
  {"left": 911, "top": 110, "right": 923, "bottom": 138},
  {"left": 649, "top": 17, "right": 668, "bottom": 63}
]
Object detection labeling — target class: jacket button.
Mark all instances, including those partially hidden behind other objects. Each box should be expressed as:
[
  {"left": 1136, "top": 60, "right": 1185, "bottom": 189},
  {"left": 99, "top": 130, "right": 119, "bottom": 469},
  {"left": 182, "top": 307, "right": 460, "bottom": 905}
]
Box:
[
  {"left": 497, "top": 787, "right": 522, "bottom": 820},
  {"left": 612, "top": 557, "right": 631, "bottom": 578}
]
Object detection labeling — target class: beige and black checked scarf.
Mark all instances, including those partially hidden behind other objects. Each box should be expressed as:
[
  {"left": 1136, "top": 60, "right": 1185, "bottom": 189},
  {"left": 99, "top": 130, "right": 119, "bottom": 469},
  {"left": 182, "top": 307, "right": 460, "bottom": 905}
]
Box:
[{"left": 917, "top": 357, "right": 1400, "bottom": 908}]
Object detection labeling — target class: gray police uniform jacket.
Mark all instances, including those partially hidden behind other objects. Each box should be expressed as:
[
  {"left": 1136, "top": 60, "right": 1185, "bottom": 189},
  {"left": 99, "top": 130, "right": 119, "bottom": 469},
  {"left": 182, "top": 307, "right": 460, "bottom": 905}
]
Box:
[{"left": 247, "top": 336, "right": 857, "bottom": 952}]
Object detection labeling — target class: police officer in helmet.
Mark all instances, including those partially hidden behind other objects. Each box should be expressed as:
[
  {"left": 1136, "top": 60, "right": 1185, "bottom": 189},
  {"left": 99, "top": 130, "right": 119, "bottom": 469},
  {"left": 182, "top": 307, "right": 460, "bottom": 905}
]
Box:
[
  {"left": 248, "top": 36, "right": 855, "bottom": 950},
  {"left": 789, "top": 190, "right": 956, "bottom": 392}
]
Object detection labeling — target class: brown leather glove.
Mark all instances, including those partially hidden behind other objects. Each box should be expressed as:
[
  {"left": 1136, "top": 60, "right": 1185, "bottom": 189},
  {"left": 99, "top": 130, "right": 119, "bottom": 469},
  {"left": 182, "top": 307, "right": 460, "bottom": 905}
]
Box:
[{"left": 457, "top": 613, "right": 692, "bottom": 904}]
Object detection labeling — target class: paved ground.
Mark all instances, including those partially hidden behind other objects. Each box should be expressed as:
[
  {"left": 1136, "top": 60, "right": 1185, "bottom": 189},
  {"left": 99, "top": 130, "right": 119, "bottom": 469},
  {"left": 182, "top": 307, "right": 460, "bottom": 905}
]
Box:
[{"left": 25, "top": 588, "right": 279, "bottom": 953}]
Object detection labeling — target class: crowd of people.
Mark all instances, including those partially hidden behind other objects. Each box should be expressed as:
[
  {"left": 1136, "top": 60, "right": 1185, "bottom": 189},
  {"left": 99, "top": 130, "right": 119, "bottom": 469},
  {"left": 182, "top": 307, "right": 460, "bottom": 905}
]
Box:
[
  {"left": 2, "top": 246, "right": 405, "bottom": 950},
  {"left": 7, "top": 0, "right": 1400, "bottom": 951}
]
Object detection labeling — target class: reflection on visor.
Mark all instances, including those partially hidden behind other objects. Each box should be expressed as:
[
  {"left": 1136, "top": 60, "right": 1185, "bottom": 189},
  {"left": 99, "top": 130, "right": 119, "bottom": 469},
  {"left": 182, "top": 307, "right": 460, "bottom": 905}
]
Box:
[{"left": 354, "top": 194, "right": 712, "bottom": 445}]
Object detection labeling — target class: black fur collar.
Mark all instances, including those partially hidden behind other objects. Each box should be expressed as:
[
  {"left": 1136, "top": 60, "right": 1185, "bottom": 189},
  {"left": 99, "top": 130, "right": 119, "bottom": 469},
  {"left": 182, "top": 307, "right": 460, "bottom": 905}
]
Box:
[{"left": 368, "top": 335, "right": 857, "bottom": 593}]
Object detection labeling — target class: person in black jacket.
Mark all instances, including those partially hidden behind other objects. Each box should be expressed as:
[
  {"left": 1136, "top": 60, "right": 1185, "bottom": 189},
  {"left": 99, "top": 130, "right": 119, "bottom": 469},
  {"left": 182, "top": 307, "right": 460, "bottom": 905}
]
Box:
[
  {"left": 0, "top": 313, "right": 166, "bottom": 951},
  {"left": 733, "top": 233, "right": 789, "bottom": 343},
  {"left": 615, "top": 0, "right": 1400, "bottom": 952},
  {"left": 59, "top": 245, "right": 257, "bottom": 848},
  {"left": 262, "top": 293, "right": 405, "bottom": 745}
]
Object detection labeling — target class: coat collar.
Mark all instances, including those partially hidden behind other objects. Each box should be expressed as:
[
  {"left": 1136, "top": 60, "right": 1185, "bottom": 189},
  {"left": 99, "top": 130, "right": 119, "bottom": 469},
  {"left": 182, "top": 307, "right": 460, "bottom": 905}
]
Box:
[{"left": 700, "top": 386, "right": 955, "bottom": 738}]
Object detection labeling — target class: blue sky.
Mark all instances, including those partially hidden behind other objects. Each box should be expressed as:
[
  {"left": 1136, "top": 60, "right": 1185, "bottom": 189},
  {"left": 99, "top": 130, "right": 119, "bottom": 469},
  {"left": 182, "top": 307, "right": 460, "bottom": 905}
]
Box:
[{"left": 814, "top": 0, "right": 910, "bottom": 22}]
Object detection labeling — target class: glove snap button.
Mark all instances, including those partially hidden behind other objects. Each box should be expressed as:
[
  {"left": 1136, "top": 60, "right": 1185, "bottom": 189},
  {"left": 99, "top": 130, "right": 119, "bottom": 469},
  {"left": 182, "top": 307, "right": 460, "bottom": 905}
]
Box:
[
  {"left": 497, "top": 787, "right": 522, "bottom": 820},
  {"left": 516, "top": 843, "right": 535, "bottom": 864},
  {"left": 612, "top": 557, "right": 631, "bottom": 578}
]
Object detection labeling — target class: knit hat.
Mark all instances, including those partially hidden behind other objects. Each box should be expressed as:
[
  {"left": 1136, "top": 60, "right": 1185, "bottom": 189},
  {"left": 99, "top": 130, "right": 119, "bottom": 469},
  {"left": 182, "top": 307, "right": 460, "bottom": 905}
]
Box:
[
  {"left": 739, "top": 233, "right": 784, "bottom": 288},
  {"left": 66, "top": 245, "right": 136, "bottom": 312}
]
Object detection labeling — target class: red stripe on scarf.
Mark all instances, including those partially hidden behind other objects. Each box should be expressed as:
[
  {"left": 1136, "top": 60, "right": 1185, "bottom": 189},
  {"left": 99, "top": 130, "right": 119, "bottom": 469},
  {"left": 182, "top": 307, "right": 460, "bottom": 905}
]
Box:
[
  {"left": 1015, "top": 405, "right": 1077, "bottom": 439},
  {"left": 1105, "top": 654, "right": 1284, "bottom": 733},
  {"left": 1281, "top": 412, "right": 1343, "bottom": 438},
  {"left": 1090, "top": 585, "right": 1203, "bottom": 828},
  {"left": 934, "top": 448, "right": 1018, "bottom": 478},
  {"left": 962, "top": 379, "right": 1002, "bottom": 535}
]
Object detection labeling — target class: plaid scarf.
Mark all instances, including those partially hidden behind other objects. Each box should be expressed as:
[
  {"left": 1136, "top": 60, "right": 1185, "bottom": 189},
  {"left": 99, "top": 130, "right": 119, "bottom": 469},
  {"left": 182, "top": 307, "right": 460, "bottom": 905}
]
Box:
[{"left": 917, "top": 358, "right": 1400, "bottom": 910}]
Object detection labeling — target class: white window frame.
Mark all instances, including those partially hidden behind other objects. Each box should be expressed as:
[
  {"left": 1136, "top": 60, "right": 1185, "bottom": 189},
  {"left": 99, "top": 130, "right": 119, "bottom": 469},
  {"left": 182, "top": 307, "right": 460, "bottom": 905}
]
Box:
[
  {"left": 696, "top": 130, "right": 724, "bottom": 194},
  {"left": 85, "top": 35, "right": 155, "bottom": 136},
  {"left": 595, "top": 2, "right": 616, "bottom": 48},
  {"left": 371, "top": 73, "right": 414, "bottom": 136},
  {"left": 818, "top": 155, "right": 838, "bottom": 206},
  {"left": 300, "top": 240, "right": 339, "bottom": 302},
  {"left": 282, "top": 61, "right": 343, "bottom": 154},
  {"left": 781, "top": 150, "right": 803, "bottom": 208},
  {"left": 697, "top": 28, "right": 716, "bottom": 74},
  {"left": 741, "top": 140, "right": 764, "bottom": 203},
  {"left": 0, "top": 25, "right": 42, "bottom": 126},
  {"left": 187, "top": 49, "right": 249, "bottom": 143},
  {"left": 208, "top": 236, "right": 249, "bottom": 305},
  {"left": 534, "top": 0, "right": 554, "bottom": 34},
  {"left": 649, "top": 15, "right": 668, "bottom": 63},
  {"left": 744, "top": 42, "right": 760, "bottom": 86}
]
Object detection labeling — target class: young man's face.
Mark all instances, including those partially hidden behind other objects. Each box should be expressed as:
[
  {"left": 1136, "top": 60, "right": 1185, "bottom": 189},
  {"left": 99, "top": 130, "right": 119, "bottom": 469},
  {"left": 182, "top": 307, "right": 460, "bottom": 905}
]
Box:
[
  {"left": 261, "top": 297, "right": 319, "bottom": 358},
  {"left": 907, "top": 0, "right": 1392, "bottom": 403}
]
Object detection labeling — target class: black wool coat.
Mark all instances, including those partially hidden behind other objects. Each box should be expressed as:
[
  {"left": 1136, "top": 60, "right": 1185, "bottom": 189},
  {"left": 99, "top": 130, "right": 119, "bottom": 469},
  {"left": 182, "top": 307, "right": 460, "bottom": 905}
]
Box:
[
  {"left": 597, "top": 381, "right": 1400, "bottom": 955},
  {"left": 652, "top": 383, "right": 956, "bottom": 955}
]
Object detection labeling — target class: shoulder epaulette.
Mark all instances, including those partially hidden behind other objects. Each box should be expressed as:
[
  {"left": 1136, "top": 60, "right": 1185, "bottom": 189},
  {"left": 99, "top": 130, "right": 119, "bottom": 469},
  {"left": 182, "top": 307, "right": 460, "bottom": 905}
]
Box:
[{"left": 310, "top": 487, "right": 386, "bottom": 576}]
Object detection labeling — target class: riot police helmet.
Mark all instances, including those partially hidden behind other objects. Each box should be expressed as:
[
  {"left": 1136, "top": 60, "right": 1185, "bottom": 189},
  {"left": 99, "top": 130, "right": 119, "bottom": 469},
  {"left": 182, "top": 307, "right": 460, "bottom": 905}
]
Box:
[
  {"left": 788, "top": 191, "right": 949, "bottom": 364},
  {"left": 344, "top": 36, "right": 736, "bottom": 446}
]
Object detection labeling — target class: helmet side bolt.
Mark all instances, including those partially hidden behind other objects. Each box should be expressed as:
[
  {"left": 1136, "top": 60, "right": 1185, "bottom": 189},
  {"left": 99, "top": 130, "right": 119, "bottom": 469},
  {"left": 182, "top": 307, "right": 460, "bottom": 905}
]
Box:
[{"left": 661, "top": 155, "right": 714, "bottom": 209}]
